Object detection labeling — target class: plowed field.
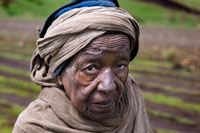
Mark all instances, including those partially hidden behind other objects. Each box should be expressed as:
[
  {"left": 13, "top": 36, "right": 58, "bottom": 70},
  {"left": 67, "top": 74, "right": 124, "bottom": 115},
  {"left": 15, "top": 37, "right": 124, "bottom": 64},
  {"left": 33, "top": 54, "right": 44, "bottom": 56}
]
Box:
[{"left": 0, "top": 19, "right": 200, "bottom": 133}]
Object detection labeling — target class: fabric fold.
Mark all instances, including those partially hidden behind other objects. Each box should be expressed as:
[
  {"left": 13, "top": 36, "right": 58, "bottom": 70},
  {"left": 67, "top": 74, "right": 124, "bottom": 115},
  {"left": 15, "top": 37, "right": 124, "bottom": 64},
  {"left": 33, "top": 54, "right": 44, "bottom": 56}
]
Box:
[{"left": 13, "top": 75, "right": 152, "bottom": 133}]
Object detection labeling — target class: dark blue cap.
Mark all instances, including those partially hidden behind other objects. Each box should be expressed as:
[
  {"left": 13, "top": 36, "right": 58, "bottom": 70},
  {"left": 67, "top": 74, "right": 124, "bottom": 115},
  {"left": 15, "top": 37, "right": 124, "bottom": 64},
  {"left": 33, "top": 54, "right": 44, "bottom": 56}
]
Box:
[{"left": 39, "top": 0, "right": 119, "bottom": 38}]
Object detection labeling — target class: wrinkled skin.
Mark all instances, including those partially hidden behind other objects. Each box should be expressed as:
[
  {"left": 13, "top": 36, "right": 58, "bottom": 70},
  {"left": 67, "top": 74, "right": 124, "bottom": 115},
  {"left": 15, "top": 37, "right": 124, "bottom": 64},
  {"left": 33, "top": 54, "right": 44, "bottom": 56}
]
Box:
[{"left": 58, "top": 34, "right": 131, "bottom": 121}]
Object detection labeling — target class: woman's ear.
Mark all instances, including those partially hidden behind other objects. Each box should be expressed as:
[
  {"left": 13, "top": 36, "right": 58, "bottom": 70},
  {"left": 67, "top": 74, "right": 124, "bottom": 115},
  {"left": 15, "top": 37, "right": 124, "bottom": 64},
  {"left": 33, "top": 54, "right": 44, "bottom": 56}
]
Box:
[{"left": 58, "top": 76, "right": 63, "bottom": 86}]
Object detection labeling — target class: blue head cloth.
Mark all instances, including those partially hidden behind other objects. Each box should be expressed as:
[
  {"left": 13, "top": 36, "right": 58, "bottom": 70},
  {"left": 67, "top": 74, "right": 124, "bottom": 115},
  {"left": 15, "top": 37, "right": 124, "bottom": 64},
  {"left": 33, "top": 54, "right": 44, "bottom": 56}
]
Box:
[{"left": 39, "top": 0, "right": 119, "bottom": 38}]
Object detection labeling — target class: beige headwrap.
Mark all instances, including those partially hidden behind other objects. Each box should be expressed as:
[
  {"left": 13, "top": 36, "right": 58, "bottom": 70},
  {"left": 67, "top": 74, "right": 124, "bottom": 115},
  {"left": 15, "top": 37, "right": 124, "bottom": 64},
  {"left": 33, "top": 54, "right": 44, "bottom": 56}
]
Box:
[
  {"left": 31, "top": 6, "right": 139, "bottom": 87},
  {"left": 13, "top": 6, "right": 152, "bottom": 133}
]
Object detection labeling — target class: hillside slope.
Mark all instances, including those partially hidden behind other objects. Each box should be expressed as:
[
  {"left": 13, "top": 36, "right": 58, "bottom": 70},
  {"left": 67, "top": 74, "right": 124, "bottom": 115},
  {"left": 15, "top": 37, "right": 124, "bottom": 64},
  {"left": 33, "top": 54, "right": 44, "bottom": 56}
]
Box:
[{"left": 0, "top": 0, "right": 199, "bottom": 28}]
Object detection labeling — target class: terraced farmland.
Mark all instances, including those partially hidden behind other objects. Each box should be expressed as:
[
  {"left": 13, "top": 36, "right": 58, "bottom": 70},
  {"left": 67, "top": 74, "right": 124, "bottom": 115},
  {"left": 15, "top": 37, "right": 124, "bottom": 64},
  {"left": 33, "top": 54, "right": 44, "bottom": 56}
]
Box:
[{"left": 0, "top": 20, "right": 200, "bottom": 133}]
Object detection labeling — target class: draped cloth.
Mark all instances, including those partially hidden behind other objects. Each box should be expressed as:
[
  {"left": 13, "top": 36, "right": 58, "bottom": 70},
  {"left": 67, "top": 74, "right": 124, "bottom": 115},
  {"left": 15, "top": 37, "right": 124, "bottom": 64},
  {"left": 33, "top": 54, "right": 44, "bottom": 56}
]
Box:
[
  {"left": 13, "top": 6, "right": 153, "bottom": 133},
  {"left": 13, "top": 76, "right": 152, "bottom": 133}
]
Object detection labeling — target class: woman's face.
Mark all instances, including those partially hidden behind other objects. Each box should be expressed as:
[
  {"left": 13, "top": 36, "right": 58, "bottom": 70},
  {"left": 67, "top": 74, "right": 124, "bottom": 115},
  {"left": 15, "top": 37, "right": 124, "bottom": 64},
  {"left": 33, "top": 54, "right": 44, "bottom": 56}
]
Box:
[{"left": 58, "top": 34, "right": 131, "bottom": 121}]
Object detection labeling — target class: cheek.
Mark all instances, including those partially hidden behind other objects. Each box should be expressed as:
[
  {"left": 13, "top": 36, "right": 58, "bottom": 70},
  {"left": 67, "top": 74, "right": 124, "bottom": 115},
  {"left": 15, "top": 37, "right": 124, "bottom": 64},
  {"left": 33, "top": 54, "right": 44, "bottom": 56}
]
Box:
[
  {"left": 62, "top": 77, "right": 72, "bottom": 99},
  {"left": 115, "top": 67, "right": 129, "bottom": 83},
  {"left": 75, "top": 71, "right": 96, "bottom": 85},
  {"left": 70, "top": 72, "right": 97, "bottom": 113},
  {"left": 114, "top": 68, "right": 129, "bottom": 95}
]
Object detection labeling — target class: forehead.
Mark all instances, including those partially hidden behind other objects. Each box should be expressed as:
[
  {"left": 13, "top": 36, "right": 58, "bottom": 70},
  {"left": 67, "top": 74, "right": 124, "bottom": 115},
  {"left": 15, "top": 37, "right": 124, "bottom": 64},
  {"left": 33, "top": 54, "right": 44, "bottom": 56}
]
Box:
[
  {"left": 83, "top": 34, "right": 130, "bottom": 53},
  {"left": 63, "top": 34, "right": 131, "bottom": 72}
]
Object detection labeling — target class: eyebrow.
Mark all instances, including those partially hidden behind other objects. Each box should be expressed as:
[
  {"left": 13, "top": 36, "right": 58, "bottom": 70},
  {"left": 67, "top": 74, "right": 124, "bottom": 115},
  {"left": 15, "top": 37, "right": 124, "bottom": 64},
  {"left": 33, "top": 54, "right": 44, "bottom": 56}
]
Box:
[
  {"left": 83, "top": 49, "right": 103, "bottom": 56},
  {"left": 79, "top": 49, "right": 130, "bottom": 63}
]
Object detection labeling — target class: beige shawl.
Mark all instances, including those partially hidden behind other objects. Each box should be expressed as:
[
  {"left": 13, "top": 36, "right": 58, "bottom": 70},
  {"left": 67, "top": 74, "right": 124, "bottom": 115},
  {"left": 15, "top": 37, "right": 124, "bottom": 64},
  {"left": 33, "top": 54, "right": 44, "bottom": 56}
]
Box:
[
  {"left": 13, "top": 75, "right": 152, "bottom": 133},
  {"left": 13, "top": 6, "right": 152, "bottom": 133}
]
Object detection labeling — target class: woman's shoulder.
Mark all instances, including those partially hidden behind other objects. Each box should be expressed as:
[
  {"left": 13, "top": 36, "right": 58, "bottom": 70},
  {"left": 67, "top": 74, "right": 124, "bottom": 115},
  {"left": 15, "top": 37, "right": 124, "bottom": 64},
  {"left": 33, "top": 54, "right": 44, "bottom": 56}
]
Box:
[{"left": 12, "top": 99, "right": 53, "bottom": 133}]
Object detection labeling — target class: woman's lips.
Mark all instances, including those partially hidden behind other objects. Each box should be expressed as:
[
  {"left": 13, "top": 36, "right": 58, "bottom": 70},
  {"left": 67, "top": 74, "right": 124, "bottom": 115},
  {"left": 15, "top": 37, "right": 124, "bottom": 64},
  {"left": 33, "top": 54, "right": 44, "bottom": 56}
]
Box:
[{"left": 90, "top": 101, "right": 115, "bottom": 113}]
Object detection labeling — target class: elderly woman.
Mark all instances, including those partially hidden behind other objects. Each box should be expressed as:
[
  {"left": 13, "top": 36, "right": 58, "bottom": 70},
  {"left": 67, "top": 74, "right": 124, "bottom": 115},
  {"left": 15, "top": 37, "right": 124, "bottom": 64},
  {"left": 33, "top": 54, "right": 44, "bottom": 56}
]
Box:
[{"left": 13, "top": 0, "right": 152, "bottom": 132}]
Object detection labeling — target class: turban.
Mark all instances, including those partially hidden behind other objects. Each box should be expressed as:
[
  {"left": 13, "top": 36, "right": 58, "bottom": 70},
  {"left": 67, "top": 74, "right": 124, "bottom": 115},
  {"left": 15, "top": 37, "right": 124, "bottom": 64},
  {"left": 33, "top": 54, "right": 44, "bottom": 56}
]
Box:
[{"left": 31, "top": 0, "right": 139, "bottom": 87}]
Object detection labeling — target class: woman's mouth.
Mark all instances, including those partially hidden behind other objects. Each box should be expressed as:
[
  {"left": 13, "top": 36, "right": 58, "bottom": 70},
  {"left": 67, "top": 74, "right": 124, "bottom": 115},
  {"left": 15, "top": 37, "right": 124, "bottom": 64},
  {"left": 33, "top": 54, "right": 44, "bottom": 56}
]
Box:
[{"left": 90, "top": 101, "right": 115, "bottom": 113}]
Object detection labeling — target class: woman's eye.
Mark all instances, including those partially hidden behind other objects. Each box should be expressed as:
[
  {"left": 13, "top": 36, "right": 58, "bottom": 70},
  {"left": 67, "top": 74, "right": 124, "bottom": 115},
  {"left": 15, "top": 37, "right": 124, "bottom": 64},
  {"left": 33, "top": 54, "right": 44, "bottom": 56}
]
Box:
[
  {"left": 85, "top": 65, "right": 98, "bottom": 74},
  {"left": 117, "top": 63, "right": 126, "bottom": 69}
]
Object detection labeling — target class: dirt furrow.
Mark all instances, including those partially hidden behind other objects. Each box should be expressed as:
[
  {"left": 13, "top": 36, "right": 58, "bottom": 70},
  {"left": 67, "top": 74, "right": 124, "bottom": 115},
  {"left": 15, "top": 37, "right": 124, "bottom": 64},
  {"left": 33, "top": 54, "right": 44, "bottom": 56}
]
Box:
[
  {"left": 1, "top": 82, "right": 39, "bottom": 95},
  {"left": 133, "top": 69, "right": 200, "bottom": 85},
  {"left": 0, "top": 70, "right": 31, "bottom": 82},
  {"left": 0, "top": 93, "right": 33, "bottom": 107},
  {"left": 150, "top": 115, "right": 200, "bottom": 133},
  {"left": 0, "top": 56, "right": 29, "bottom": 71},
  {"left": 146, "top": 101, "right": 200, "bottom": 123},
  {"left": 140, "top": 84, "right": 200, "bottom": 104},
  {"left": 134, "top": 74, "right": 200, "bottom": 92}
]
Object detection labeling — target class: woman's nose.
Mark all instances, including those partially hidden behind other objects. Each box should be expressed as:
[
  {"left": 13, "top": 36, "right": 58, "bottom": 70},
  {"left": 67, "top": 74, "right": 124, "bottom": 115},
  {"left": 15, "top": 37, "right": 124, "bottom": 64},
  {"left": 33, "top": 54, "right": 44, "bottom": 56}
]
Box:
[{"left": 97, "top": 69, "right": 116, "bottom": 94}]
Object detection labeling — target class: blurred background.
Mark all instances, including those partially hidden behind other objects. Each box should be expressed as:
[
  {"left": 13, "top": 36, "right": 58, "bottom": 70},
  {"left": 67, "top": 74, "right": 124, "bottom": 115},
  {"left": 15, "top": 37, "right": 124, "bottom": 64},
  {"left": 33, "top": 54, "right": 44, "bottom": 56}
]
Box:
[{"left": 0, "top": 0, "right": 200, "bottom": 132}]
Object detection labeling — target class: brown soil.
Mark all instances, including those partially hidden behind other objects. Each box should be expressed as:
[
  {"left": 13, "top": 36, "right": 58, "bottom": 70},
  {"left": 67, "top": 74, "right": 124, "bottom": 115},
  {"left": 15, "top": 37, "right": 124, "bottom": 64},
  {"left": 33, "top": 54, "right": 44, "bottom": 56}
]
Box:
[
  {"left": 0, "top": 93, "right": 33, "bottom": 106},
  {"left": 0, "top": 70, "right": 31, "bottom": 82},
  {"left": 0, "top": 56, "right": 29, "bottom": 71},
  {"left": 146, "top": 101, "right": 200, "bottom": 123},
  {"left": 133, "top": 71, "right": 200, "bottom": 91},
  {"left": 150, "top": 115, "right": 200, "bottom": 133},
  {"left": 140, "top": 26, "right": 200, "bottom": 49},
  {"left": 0, "top": 19, "right": 200, "bottom": 48},
  {"left": 0, "top": 19, "right": 42, "bottom": 34},
  {"left": 2, "top": 82, "right": 38, "bottom": 94}
]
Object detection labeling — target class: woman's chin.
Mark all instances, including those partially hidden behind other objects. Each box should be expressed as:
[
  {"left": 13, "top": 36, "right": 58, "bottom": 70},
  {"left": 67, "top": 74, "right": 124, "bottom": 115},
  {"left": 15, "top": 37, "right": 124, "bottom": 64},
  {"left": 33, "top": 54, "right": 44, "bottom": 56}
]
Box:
[{"left": 81, "top": 110, "right": 115, "bottom": 121}]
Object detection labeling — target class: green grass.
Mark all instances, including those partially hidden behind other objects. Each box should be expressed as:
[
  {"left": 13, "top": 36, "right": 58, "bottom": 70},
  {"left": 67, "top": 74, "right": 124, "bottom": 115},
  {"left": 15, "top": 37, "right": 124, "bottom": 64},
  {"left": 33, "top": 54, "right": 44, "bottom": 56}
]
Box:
[
  {"left": 0, "top": 127, "right": 13, "bottom": 133},
  {"left": 0, "top": 0, "right": 70, "bottom": 19},
  {"left": 0, "top": 76, "right": 40, "bottom": 92},
  {"left": 0, "top": 65, "right": 30, "bottom": 77},
  {"left": 139, "top": 81, "right": 200, "bottom": 96},
  {"left": 0, "top": 41, "right": 34, "bottom": 60},
  {"left": 0, "top": 51, "right": 32, "bottom": 60},
  {"left": 143, "top": 92, "right": 200, "bottom": 113},
  {"left": 0, "top": 84, "right": 37, "bottom": 99},
  {"left": 129, "top": 60, "right": 200, "bottom": 81},
  {"left": 0, "top": 100, "right": 25, "bottom": 133},
  {"left": 118, "top": 0, "right": 200, "bottom": 28},
  {"left": 131, "top": 58, "right": 173, "bottom": 68},
  {"left": 155, "top": 128, "right": 181, "bottom": 133},
  {"left": 0, "top": 100, "right": 24, "bottom": 116},
  {"left": 0, "top": 0, "right": 199, "bottom": 28},
  {"left": 148, "top": 109, "right": 195, "bottom": 125},
  {"left": 0, "top": 44, "right": 34, "bottom": 57}
]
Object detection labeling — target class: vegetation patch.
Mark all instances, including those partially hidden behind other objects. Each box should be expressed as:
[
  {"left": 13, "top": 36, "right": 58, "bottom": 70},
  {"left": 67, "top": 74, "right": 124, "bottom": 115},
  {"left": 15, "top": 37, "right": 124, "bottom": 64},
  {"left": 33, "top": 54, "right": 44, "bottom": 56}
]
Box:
[
  {"left": 140, "top": 81, "right": 200, "bottom": 96},
  {"left": 143, "top": 92, "right": 200, "bottom": 114},
  {"left": 148, "top": 109, "right": 195, "bottom": 125},
  {"left": 131, "top": 58, "right": 173, "bottom": 68},
  {"left": 0, "top": 41, "right": 34, "bottom": 55},
  {"left": 0, "top": 100, "right": 24, "bottom": 116},
  {"left": 0, "top": 76, "right": 40, "bottom": 92},
  {"left": 155, "top": 128, "right": 181, "bottom": 133},
  {"left": 0, "top": 84, "right": 37, "bottom": 99},
  {"left": 119, "top": 0, "right": 200, "bottom": 28},
  {"left": 0, "top": 0, "right": 199, "bottom": 28},
  {"left": 0, "top": 99, "right": 24, "bottom": 133},
  {"left": 0, "top": 51, "right": 31, "bottom": 60},
  {"left": 0, "top": 65, "right": 29, "bottom": 77},
  {"left": 0, "top": 0, "right": 70, "bottom": 19},
  {"left": 129, "top": 60, "right": 200, "bottom": 81}
]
